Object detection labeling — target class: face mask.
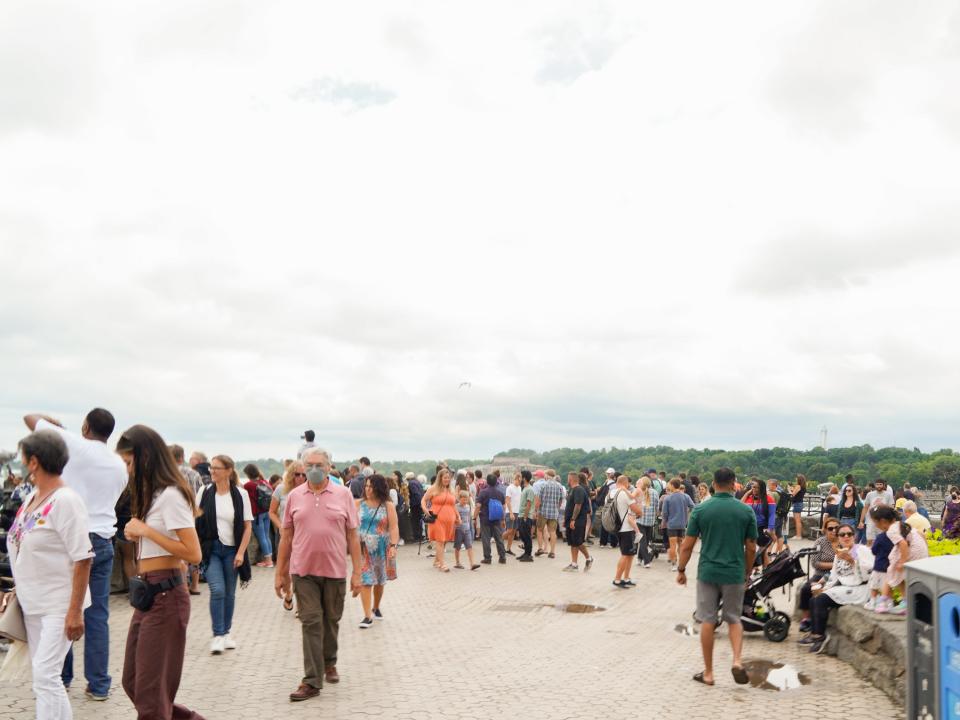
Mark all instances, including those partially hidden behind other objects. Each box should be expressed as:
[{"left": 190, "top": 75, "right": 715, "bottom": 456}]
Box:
[{"left": 306, "top": 468, "right": 325, "bottom": 485}]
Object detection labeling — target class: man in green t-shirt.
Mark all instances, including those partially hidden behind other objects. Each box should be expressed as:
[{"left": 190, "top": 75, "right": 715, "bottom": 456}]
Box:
[{"left": 676, "top": 467, "right": 757, "bottom": 687}]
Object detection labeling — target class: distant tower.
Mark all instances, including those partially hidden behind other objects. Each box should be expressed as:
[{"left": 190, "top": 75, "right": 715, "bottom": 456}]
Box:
[{"left": 819, "top": 426, "right": 828, "bottom": 450}]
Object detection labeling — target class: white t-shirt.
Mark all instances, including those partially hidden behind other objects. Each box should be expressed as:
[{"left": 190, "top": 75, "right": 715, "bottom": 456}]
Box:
[
  {"left": 505, "top": 484, "right": 522, "bottom": 514},
  {"left": 140, "top": 487, "right": 197, "bottom": 559},
  {"left": 8, "top": 487, "right": 93, "bottom": 615},
  {"left": 36, "top": 419, "right": 128, "bottom": 539},
  {"left": 200, "top": 485, "right": 253, "bottom": 546},
  {"left": 863, "top": 488, "right": 895, "bottom": 527},
  {"left": 389, "top": 488, "right": 399, "bottom": 506},
  {"left": 614, "top": 489, "right": 635, "bottom": 533}
]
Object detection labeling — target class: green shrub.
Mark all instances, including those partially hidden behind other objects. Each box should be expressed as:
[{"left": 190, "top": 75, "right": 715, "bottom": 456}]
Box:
[{"left": 926, "top": 530, "right": 960, "bottom": 556}]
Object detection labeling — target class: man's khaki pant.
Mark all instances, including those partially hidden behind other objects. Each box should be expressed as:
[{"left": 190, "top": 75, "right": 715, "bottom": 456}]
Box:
[{"left": 292, "top": 575, "right": 346, "bottom": 688}]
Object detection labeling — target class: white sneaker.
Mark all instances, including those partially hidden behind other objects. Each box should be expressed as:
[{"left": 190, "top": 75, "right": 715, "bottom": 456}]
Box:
[
  {"left": 210, "top": 636, "right": 225, "bottom": 655},
  {"left": 223, "top": 634, "right": 237, "bottom": 650},
  {"left": 863, "top": 597, "right": 876, "bottom": 611}
]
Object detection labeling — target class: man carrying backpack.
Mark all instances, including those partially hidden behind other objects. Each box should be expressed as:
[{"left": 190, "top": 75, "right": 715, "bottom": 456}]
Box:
[
  {"left": 476, "top": 473, "right": 507, "bottom": 565},
  {"left": 594, "top": 469, "right": 618, "bottom": 548}
]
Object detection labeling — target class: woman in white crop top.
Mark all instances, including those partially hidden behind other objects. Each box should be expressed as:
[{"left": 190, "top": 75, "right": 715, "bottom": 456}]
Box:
[{"left": 115, "top": 425, "right": 204, "bottom": 720}]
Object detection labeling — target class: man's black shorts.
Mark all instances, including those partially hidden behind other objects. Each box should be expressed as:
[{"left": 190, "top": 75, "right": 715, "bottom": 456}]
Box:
[
  {"left": 566, "top": 522, "right": 587, "bottom": 547},
  {"left": 618, "top": 531, "right": 637, "bottom": 556}
]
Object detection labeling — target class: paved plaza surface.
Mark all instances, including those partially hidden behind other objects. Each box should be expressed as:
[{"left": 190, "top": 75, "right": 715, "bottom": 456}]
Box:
[{"left": 1, "top": 541, "right": 901, "bottom": 720}]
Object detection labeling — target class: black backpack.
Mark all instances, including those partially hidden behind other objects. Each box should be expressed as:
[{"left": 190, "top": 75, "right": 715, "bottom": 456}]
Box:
[{"left": 775, "top": 489, "right": 792, "bottom": 517}]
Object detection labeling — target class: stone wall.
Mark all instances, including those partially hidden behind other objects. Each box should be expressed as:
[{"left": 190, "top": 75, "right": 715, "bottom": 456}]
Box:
[{"left": 823, "top": 606, "right": 906, "bottom": 706}]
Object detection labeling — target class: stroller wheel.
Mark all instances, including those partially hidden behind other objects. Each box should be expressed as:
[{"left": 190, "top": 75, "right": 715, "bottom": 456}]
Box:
[{"left": 763, "top": 612, "right": 791, "bottom": 642}]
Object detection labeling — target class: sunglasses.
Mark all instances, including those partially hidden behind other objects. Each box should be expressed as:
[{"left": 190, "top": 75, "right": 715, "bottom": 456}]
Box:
[
  {"left": 293, "top": 473, "right": 306, "bottom": 478},
  {"left": 826, "top": 527, "right": 839, "bottom": 532},
  {"left": 838, "top": 531, "right": 854, "bottom": 537}
]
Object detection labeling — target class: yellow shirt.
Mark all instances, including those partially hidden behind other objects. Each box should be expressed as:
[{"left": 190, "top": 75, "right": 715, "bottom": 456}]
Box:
[{"left": 905, "top": 512, "right": 931, "bottom": 534}]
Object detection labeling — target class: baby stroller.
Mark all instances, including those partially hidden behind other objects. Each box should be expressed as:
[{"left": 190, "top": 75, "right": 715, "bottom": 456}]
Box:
[{"left": 696, "top": 547, "right": 814, "bottom": 642}]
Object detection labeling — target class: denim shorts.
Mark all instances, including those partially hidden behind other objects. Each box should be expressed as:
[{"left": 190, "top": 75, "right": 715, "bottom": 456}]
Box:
[
  {"left": 454, "top": 526, "right": 473, "bottom": 550},
  {"left": 791, "top": 501, "right": 804, "bottom": 514}
]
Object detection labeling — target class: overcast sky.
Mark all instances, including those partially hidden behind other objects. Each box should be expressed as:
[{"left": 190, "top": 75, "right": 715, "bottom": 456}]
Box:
[{"left": 2, "top": 1, "right": 959, "bottom": 462}]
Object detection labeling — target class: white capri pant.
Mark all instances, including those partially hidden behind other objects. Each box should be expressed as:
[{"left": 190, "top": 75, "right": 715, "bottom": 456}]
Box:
[{"left": 24, "top": 613, "right": 73, "bottom": 720}]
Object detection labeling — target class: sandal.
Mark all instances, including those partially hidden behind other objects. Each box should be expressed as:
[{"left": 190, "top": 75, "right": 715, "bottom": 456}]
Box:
[
  {"left": 439, "top": 565, "right": 450, "bottom": 573},
  {"left": 283, "top": 597, "right": 294, "bottom": 612},
  {"left": 693, "top": 672, "right": 714, "bottom": 686}
]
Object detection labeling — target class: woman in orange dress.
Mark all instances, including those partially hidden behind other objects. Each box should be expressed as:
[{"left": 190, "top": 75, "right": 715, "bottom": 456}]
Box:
[{"left": 422, "top": 469, "right": 457, "bottom": 572}]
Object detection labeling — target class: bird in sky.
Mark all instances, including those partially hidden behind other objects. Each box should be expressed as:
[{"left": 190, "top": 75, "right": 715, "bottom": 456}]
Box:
[{"left": 459, "top": 382, "right": 472, "bottom": 389}]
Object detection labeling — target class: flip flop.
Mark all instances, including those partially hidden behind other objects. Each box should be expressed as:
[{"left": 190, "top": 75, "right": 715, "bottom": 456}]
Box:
[
  {"left": 283, "top": 597, "right": 294, "bottom": 611},
  {"left": 692, "top": 672, "right": 714, "bottom": 686},
  {"left": 731, "top": 666, "right": 749, "bottom": 685}
]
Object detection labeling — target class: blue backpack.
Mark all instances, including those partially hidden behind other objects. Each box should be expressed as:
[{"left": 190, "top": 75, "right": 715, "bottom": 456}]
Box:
[{"left": 488, "top": 497, "right": 504, "bottom": 523}]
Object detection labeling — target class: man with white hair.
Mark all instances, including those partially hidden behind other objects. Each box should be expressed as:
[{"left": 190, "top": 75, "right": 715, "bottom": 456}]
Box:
[
  {"left": 903, "top": 500, "right": 931, "bottom": 534},
  {"left": 275, "top": 447, "right": 362, "bottom": 703}
]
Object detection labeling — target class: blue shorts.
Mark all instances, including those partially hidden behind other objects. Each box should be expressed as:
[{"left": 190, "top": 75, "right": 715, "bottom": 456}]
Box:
[
  {"left": 454, "top": 526, "right": 473, "bottom": 550},
  {"left": 791, "top": 501, "right": 804, "bottom": 514}
]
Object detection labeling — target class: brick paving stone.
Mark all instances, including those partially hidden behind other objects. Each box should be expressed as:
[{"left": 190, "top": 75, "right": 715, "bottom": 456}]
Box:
[{"left": 0, "top": 541, "right": 902, "bottom": 719}]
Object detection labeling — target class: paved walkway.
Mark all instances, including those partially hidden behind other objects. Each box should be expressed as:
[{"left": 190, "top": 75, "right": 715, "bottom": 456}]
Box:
[{"left": 1, "top": 541, "right": 901, "bottom": 720}]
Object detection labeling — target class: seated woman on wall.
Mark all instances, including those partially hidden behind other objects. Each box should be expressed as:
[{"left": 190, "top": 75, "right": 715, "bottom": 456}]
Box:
[
  {"left": 797, "top": 518, "right": 840, "bottom": 633},
  {"left": 798, "top": 523, "right": 869, "bottom": 654}
]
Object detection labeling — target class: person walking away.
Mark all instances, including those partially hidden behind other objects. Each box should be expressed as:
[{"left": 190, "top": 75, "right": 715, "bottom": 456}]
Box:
[
  {"left": 676, "top": 468, "right": 757, "bottom": 686},
  {"left": 9, "top": 430, "right": 94, "bottom": 719},
  {"left": 269, "top": 461, "right": 306, "bottom": 611},
  {"left": 275, "top": 447, "right": 362, "bottom": 702},
  {"left": 661, "top": 479, "right": 695, "bottom": 570},
  {"left": 355, "top": 474, "right": 398, "bottom": 628},
  {"left": 516, "top": 471, "right": 537, "bottom": 562},
  {"left": 742, "top": 478, "right": 776, "bottom": 568},
  {"left": 24, "top": 410, "right": 127, "bottom": 702},
  {"left": 791, "top": 474, "right": 807, "bottom": 540},
  {"left": 634, "top": 476, "right": 658, "bottom": 568},
  {"left": 562, "top": 472, "right": 593, "bottom": 572},
  {"left": 241, "top": 464, "right": 274, "bottom": 567},
  {"left": 476, "top": 474, "right": 507, "bottom": 565},
  {"left": 392, "top": 471, "right": 412, "bottom": 544},
  {"left": 534, "top": 471, "right": 562, "bottom": 559},
  {"left": 453, "top": 491, "right": 480, "bottom": 570},
  {"left": 581, "top": 467, "right": 596, "bottom": 543},
  {"left": 422, "top": 470, "right": 458, "bottom": 572},
  {"left": 196, "top": 456, "right": 252, "bottom": 654},
  {"left": 503, "top": 473, "right": 522, "bottom": 555},
  {"left": 768, "top": 478, "right": 791, "bottom": 554},
  {"left": 611, "top": 475, "right": 640, "bottom": 587},
  {"left": 116, "top": 425, "right": 204, "bottom": 719}
]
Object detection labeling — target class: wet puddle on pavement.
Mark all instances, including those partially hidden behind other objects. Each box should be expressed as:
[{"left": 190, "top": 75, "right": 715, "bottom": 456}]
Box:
[
  {"left": 742, "top": 660, "right": 811, "bottom": 691},
  {"left": 487, "top": 601, "right": 605, "bottom": 614},
  {"left": 556, "top": 603, "right": 605, "bottom": 614}
]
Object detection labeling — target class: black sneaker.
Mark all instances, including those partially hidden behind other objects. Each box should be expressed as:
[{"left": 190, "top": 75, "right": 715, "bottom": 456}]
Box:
[
  {"left": 373, "top": 608, "right": 383, "bottom": 620},
  {"left": 518, "top": 555, "right": 534, "bottom": 562},
  {"left": 505, "top": 549, "right": 515, "bottom": 556},
  {"left": 584, "top": 557, "right": 594, "bottom": 571},
  {"left": 358, "top": 618, "right": 373, "bottom": 629},
  {"left": 498, "top": 557, "right": 507, "bottom": 564},
  {"left": 480, "top": 558, "right": 492, "bottom": 564}
]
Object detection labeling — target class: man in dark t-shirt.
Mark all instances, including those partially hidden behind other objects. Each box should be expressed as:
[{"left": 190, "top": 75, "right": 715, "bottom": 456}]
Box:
[
  {"left": 476, "top": 474, "right": 507, "bottom": 564},
  {"left": 563, "top": 471, "right": 593, "bottom": 572}
]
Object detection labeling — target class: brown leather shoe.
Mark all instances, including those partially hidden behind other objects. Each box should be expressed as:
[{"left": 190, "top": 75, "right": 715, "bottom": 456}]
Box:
[
  {"left": 324, "top": 666, "right": 340, "bottom": 684},
  {"left": 289, "top": 683, "right": 319, "bottom": 702}
]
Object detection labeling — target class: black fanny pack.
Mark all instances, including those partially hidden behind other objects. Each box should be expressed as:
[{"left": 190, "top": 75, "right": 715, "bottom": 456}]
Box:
[{"left": 128, "top": 574, "right": 183, "bottom": 612}]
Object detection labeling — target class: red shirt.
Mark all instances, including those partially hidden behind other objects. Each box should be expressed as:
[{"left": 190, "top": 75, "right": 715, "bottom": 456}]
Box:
[
  {"left": 243, "top": 479, "right": 266, "bottom": 516},
  {"left": 282, "top": 481, "right": 358, "bottom": 579}
]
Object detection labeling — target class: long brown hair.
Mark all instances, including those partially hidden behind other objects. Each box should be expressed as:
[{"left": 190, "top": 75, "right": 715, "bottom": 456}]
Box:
[{"left": 116, "top": 424, "right": 196, "bottom": 519}]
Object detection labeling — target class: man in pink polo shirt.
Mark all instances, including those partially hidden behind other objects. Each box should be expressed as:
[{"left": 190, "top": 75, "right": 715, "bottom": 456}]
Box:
[{"left": 275, "top": 447, "right": 361, "bottom": 703}]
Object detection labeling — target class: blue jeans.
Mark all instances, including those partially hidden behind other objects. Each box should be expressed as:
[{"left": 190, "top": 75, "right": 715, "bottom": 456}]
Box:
[
  {"left": 252, "top": 512, "right": 272, "bottom": 559},
  {"left": 205, "top": 540, "right": 238, "bottom": 637},
  {"left": 62, "top": 534, "right": 113, "bottom": 694}
]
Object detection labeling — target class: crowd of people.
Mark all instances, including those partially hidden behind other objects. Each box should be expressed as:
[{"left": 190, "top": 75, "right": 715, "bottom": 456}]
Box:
[{"left": 0, "top": 412, "right": 949, "bottom": 716}]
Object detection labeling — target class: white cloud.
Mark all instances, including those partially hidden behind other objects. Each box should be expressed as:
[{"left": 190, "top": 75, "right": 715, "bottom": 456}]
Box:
[{"left": 1, "top": 1, "right": 959, "bottom": 462}]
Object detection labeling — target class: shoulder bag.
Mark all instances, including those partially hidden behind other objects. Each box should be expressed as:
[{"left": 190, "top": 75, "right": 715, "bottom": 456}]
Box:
[{"left": 0, "top": 590, "right": 27, "bottom": 643}]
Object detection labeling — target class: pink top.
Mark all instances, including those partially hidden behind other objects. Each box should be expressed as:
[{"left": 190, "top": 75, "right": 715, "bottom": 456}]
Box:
[{"left": 282, "top": 481, "right": 358, "bottom": 579}]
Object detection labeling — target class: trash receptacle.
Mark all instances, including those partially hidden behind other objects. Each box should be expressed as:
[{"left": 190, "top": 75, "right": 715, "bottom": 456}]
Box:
[{"left": 907, "top": 556, "right": 960, "bottom": 720}]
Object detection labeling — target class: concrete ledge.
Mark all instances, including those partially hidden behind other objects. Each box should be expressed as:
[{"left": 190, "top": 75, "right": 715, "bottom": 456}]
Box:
[{"left": 824, "top": 605, "right": 906, "bottom": 706}]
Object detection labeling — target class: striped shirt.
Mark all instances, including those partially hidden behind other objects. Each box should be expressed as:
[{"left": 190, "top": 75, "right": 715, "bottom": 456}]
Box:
[{"left": 535, "top": 480, "right": 563, "bottom": 520}]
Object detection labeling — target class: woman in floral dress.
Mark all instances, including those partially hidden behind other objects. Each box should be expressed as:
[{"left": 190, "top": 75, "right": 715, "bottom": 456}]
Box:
[{"left": 355, "top": 473, "right": 399, "bottom": 629}]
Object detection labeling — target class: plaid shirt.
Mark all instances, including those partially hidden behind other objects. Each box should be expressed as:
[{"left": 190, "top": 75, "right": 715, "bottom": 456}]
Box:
[
  {"left": 535, "top": 480, "right": 563, "bottom": 520},
  {"left": 637, "top": 493, "right": 658, "bottom": 527}
]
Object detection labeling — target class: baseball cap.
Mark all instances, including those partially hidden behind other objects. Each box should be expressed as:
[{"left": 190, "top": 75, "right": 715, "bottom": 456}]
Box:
[
  {"left": 645, "top": 468, "right": 657, "bottom": 475},
  {"left": 534, "top": 470, "right": 546, "bottom": 478}
]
